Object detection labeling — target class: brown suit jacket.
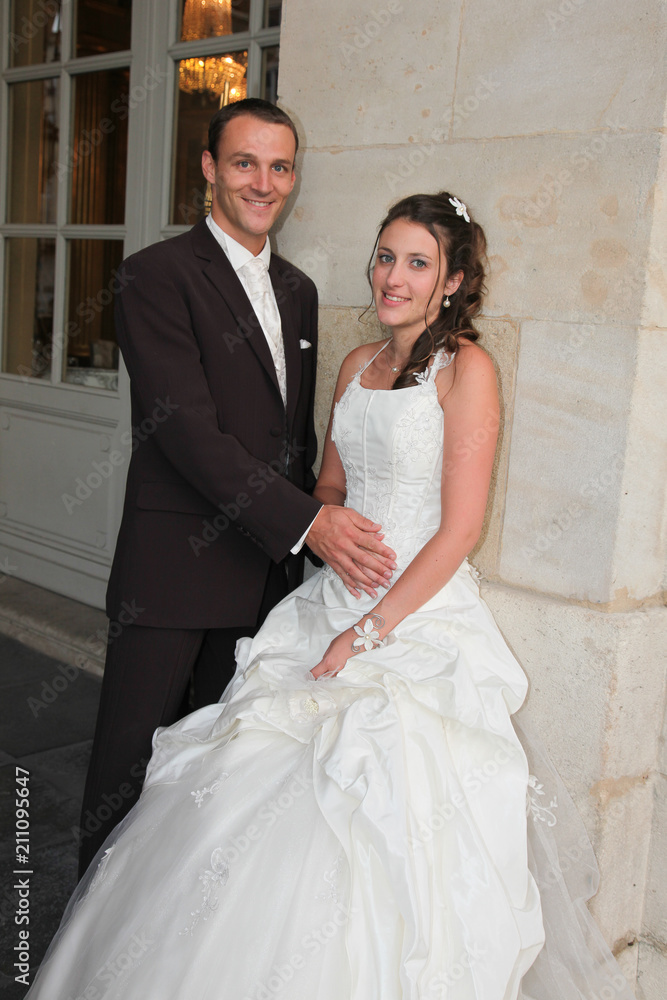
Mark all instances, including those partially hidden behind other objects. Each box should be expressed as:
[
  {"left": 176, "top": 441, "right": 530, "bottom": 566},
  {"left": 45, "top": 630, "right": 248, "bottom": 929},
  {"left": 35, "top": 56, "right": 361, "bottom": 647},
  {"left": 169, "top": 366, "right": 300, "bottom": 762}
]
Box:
[{"left": 106, "top": 218, "right": 321, "bottom": 628}]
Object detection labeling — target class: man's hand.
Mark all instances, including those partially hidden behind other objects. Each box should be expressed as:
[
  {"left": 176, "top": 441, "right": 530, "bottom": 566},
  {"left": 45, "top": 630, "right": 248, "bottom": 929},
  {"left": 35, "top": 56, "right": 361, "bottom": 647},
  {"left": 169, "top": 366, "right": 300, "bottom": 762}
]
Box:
[{"left": 307, "top": 506, "right": 396, "bottom": 598}]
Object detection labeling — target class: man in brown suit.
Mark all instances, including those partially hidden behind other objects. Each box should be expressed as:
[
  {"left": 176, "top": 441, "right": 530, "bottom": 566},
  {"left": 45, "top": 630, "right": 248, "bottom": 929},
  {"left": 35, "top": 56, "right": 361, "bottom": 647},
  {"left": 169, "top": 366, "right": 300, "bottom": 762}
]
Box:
[{"left": 78, "top": 100, "right": 395, "bottom": 876}]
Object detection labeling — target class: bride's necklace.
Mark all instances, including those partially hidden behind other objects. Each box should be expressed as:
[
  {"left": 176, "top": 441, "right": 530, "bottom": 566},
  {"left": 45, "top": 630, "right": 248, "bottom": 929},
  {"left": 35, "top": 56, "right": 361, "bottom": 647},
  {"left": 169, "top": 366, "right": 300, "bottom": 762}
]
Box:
[
  {"left": 385, "top": 345, "right": 410, "bottom": 373},
  {"left": 385, "top": 344, "right": 434, "bottom": 373}
]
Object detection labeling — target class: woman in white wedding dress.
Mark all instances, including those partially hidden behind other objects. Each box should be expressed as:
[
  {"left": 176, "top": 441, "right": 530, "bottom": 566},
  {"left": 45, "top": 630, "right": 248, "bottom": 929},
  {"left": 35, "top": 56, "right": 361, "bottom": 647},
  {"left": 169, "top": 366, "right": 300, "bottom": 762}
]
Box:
[{"left": 27, "top": 193, "right": 635, "bottom": 1000}]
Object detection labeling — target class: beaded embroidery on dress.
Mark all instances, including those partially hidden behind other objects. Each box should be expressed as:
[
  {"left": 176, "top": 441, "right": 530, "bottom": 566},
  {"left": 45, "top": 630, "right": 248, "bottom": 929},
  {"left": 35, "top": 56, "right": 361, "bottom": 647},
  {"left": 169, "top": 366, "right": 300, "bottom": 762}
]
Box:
[{"left": 26, "top": 346, "right": 636, "bottom": 1000}]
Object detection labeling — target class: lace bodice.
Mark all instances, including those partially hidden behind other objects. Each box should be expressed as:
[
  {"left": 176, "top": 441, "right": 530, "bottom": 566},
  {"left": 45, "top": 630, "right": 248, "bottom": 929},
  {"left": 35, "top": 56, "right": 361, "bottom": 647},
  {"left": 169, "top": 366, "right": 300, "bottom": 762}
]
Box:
[{"left": 331, "top": 342, "right": 453, "bottom": 571}]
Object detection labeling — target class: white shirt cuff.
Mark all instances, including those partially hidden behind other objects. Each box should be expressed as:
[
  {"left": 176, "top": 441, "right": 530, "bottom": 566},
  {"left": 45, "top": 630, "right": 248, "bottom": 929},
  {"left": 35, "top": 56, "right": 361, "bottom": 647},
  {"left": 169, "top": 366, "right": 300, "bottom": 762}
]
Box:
[{"left": 290, "top": 509, "right": 322, "bottom": 554}]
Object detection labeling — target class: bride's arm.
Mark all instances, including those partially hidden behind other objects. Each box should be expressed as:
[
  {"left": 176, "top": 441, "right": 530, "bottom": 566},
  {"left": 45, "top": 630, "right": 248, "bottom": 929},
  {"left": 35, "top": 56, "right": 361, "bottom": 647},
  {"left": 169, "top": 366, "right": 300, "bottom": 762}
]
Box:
[{"left": 312, "top": 343, "right": 499, "bottom": 678}]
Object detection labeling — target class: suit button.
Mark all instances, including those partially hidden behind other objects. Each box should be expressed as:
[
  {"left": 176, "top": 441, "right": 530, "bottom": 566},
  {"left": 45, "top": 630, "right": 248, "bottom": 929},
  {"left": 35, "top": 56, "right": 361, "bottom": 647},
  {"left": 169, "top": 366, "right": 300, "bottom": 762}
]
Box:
[{"left": 270, "top": 426, "right": 282, "bottom": 437}]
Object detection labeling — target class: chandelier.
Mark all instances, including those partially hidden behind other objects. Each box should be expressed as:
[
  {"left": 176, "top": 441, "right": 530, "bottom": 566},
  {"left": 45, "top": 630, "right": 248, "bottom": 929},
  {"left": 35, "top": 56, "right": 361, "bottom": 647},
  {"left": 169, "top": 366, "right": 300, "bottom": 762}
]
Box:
[{"left": 179, "top": 0, "right": 247, "bottom": 102}]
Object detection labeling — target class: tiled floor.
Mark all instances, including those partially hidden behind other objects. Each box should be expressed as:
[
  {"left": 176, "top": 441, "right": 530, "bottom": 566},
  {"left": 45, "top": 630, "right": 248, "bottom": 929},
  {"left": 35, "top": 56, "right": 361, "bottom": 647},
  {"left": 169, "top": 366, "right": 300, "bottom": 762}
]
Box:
[{"left": 0, "top": 634, "right": 102, "bottom": 998}]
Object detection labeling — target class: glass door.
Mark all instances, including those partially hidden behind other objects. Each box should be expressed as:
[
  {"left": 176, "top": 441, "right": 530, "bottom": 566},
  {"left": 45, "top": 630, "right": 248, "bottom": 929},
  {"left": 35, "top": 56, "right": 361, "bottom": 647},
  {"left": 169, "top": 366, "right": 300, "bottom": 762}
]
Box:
[{"left": 0, "top": 0, "right": 283, "bottom": 607}]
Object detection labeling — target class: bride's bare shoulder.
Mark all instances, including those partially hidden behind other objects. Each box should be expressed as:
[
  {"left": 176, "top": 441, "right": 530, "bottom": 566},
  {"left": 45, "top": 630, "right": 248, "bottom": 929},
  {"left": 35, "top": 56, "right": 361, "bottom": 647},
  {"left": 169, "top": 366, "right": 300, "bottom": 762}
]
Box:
[
  {"left": 337, "top": 340, "right": 388, "bottom": 380},
  {"left": 453, "top": 339, "right": 496, "bottom": 376}
]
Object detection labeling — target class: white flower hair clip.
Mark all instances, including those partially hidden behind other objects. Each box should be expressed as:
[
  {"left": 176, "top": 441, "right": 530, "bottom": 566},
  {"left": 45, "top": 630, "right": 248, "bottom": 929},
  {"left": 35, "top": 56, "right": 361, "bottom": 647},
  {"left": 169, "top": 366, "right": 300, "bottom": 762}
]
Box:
[{"left": 449, "top": 196, "right": 470, "bottom": 223}]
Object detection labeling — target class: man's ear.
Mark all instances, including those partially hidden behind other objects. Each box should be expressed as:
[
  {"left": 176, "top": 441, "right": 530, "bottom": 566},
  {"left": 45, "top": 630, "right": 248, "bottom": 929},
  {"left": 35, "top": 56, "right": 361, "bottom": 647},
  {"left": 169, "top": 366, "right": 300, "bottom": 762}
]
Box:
[{"left": 201, "top": 150, "right": 216, "bottom": 185}]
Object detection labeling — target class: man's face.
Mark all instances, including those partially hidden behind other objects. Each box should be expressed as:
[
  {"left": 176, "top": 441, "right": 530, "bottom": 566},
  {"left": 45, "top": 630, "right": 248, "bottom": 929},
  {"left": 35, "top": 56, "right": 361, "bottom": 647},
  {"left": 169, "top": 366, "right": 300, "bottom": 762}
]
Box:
[{"left": 201, "top": 114, "right": 296, "bottom": 254}]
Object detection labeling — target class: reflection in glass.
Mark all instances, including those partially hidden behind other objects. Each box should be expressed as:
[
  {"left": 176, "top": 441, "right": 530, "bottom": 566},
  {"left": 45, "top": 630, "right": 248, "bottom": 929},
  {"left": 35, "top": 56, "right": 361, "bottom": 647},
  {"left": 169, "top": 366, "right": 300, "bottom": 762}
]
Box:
[
  {"left": 69, "top": 69, "right": 130, "bottom": 226},
  {"left": 179, "top": 0, "right": 250, "bottom": 40},
  {"left": 75, "top": 0, "right": 132, "bottom": 58},
  {"left": 2, "top": 238, "right": 56, "bottom": 380},
  {"left": 64, "top": 240, "right": 124, "bottom": 389},
  {"left": 262, "top": 46, "right": 279, "bottom": 104},
  {"left": 264, "top": 0, "right": 282, "bottom": 28},
  {"left": 9, "top": 0, "right": 61, "bottom": 68},
  {"left": 179, "top": 52, "right": 247, "bottom": 102},
  {"left": 7, "top": 78, "right": 60, "bottom": 225},
  {"left": 171, "top": 51, "right": 248, "bottom": 226}
]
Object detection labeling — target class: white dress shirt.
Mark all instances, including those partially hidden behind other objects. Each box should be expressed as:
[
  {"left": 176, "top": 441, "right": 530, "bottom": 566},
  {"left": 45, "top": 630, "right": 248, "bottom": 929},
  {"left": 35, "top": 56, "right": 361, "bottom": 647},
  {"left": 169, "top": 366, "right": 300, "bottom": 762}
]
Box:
[
  {"left": 205, "top": 213, "right": 320, "bottom": 554},
  {"left": 205, "top": 213, "right": 286, "bottom": 403}
]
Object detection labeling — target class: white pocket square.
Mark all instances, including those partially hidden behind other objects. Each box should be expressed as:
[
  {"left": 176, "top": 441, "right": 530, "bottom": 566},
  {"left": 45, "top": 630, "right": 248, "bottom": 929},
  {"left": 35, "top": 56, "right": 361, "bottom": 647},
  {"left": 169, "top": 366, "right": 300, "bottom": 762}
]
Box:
[{"left": 299, "top": 340, "right": 312, "bottom": 349}]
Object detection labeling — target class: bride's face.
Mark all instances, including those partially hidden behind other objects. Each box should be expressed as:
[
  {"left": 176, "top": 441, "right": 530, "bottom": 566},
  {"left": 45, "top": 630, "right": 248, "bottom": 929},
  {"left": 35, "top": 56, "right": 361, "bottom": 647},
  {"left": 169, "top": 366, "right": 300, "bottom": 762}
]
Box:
[{"left": 372, "top": 219, "right": 447, "bottom": 341}]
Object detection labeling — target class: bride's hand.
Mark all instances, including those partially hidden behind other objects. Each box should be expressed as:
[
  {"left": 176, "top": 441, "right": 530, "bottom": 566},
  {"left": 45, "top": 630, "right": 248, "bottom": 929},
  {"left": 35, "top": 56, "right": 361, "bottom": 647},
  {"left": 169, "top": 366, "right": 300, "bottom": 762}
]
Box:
[{"left": 310, "top": 628, "right": 358, "bottom": 680}]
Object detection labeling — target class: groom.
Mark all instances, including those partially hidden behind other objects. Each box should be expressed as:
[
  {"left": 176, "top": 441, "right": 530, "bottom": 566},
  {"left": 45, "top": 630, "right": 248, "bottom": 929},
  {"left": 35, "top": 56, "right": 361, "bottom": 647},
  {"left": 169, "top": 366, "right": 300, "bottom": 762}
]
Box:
[{"left": 78, "top": 99, "right": 395, "bottom": 876}]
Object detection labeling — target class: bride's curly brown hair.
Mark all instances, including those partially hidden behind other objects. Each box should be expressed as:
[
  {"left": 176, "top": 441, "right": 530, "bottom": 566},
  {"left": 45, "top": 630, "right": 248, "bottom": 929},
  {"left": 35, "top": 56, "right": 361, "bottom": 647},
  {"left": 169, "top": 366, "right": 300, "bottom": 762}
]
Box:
[{"left": 366, "top": 192, "right": 488, "bottom": 389}]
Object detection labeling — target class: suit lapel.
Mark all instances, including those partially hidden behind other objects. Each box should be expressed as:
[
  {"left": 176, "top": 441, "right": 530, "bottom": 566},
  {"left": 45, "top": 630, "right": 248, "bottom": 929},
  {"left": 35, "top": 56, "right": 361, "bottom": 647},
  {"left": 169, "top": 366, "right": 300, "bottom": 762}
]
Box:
[
  {"left": 269, "top": 256, "right": 301, "bottom": 429},
  {"left": 191, "top": 220, "right": 281, "bottom": 400}
]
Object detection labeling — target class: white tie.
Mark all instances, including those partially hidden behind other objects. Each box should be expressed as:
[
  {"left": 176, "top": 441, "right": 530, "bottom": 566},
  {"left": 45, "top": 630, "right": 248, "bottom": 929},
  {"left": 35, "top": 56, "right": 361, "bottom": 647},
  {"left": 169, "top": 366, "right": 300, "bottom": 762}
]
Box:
[{"left": 241, "top": 257, "right": 287, "bottom": 405}]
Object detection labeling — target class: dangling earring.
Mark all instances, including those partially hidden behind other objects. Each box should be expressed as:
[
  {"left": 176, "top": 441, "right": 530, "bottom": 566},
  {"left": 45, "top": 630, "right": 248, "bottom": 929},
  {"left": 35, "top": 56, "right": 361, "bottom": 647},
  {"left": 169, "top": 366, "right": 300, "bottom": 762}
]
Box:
[{"left": 443, "top": 295, "right": 451, "bottom": 308}]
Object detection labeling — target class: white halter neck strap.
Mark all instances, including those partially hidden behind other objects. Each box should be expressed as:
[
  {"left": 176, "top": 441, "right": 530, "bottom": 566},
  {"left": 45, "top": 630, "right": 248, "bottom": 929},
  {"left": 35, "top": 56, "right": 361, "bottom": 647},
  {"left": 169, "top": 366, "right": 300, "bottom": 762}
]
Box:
[{"left": 358, "top": 341, "right": 452, "bottom": 382}]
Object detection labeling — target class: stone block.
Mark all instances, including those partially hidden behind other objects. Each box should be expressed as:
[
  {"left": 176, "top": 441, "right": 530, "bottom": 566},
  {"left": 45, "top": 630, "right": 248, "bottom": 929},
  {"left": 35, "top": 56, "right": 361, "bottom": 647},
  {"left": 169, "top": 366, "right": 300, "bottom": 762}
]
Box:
[
  {"left": 279, "top": 0, "right": 460, "bottom": 149},
  {"left": 481, "top": 584, "right": 666, "bottom": 949},
  {"left": 312, "top": 306, "right": 382, "bottom": 466},
  {"left": 641, "top": 134, "right": 667, "bottom": 331},
  {"left": 641, "top": 773, "right": 667, "bottom": 946},
  {"left": 470, "top": 318, "right": 520, "bottom": 580},
  {"left": 637, "top": 941, "right": 667, "bottom": 1000},
  {"left": 612, "top": 328, "right": 667, "bottom": 601},
  {"left": 278, "top": 134, "right": 660, "bottom": 329},
  {"left": 497, "top": 319, "right": 636, "bottom": 603},
  {"left": 454, "top": 0, "right": 666, "bottom": 138}
]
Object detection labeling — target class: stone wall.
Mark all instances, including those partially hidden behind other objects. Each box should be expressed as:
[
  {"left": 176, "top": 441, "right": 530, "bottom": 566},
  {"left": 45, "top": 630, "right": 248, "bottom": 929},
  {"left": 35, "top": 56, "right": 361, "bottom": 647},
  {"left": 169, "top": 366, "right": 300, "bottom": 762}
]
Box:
[{"left": 276, "top": 1, "right": 667, "bottom": 995}]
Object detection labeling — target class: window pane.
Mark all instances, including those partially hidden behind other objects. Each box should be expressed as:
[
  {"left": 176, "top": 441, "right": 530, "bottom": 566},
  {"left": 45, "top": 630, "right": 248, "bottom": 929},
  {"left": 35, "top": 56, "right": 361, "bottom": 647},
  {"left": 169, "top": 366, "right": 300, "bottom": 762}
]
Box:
[
  {"left": 75, "top": 0, "right": 132, "bottom": 58},
  {"left": 69, "top": 69, "right": 129, "bottom": 225},
  {"left": 9, "top": 0, "right": 62, "bottom": 68},
  {"left": 7, "top": 78, "right": 59, "bottom": 224},
  {"left": 261, "top": 45, "right": 279, "bottom": 104},
  {"left": 64, "top": 239, "right": 124, "bottom": 390},
  {"left": 264, "top": 0, "right": 282, "bottom": 29},
  {"left": 171, "top": 50, "right": 248, "bottom": 226},
  {"left": 179, "top": 0, "right": 250, "bottom": 40},
  {"left": 2, "top": 238, "right": 56, "bottom": 380}
]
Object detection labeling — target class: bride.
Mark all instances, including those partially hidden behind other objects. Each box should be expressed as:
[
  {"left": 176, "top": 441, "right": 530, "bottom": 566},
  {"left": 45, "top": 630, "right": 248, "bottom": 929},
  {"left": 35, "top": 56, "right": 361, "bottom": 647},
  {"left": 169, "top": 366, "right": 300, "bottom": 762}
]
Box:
[{"left": 26, "top": 193, "right": 635, "bottom": 1000}]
